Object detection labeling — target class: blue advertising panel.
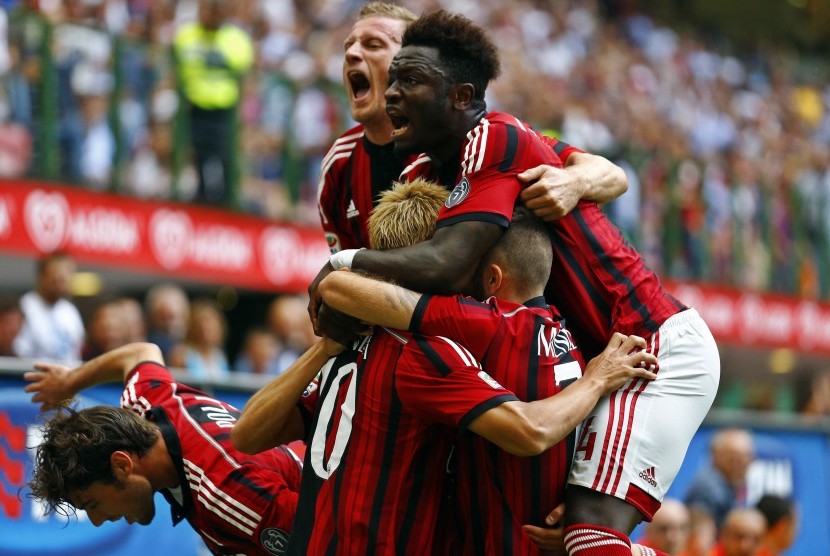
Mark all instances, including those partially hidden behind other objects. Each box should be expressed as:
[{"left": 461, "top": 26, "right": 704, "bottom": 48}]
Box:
[
  {"left": 2, "top": 372, "right": 829, "bottom": 555},
  {"left": 0, "top": 380, "right": 202, "bottom": 556}
]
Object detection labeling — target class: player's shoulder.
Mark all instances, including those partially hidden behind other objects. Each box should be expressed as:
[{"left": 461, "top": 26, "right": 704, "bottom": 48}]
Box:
[
  {"left": 461, "top": 112, "right": 542, "bottom": 169},
  {"left": 322, "top": 124, "right": 365, "bottom": 165}
]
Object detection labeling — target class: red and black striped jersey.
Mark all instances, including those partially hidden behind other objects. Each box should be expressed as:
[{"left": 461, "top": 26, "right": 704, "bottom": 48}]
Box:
[
  {"left": 402, "top": 111, "right": 685, "bottom": 359},
  {"left": 317, "top": 125, "right": 418, "bottom": 253},
  {"left": 411, "top": 294, "right": 585, "bottom": 555},
  {"left": 122, "top": 362, "right": 303, "bottom": 556},
  {"left": 288, "top": 329, "right": 517, "bottom": 555}
]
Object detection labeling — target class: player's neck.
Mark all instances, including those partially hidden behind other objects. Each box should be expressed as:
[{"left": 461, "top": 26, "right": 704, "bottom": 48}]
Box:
[
  {"left": 429, "top": 109, "right": 487, "bottom": 167},
  {"left": 363, "top": 119, "right": 395, "bottom": 146},
  {"left": 146, "top": 433, "right": 180, "bottom": 490}
]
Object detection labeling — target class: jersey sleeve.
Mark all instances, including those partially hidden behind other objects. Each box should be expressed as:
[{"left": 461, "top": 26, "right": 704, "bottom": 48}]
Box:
[
  {"left": 536, "top": 131, "right": 584, "bottom": 162},
  {"left": 409, "top": 294, "right": 500, "bottom": 361},
  {"left": 317, "top": 129, "right": 365, "bottom": 253},
  {"left": 121, "top": 361, "right": 177, "bottom": 417},
  {"left": 435, "top": 119, "right": 532, "bottom": 229},
  {"left": 318, "top": 166, "right": 356, "bottom": 253},
  {"left": 396, "top": 334, "right": 519, "bottom": 432}
]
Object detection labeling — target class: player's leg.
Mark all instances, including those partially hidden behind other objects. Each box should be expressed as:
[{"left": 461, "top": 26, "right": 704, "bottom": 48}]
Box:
[{"left": 564, "top": 309, "right": 719, "bottom": 556}]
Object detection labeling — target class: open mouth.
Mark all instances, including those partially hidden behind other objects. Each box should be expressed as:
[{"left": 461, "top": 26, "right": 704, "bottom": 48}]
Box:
[
  {"left": 387, "top": 110, "right": 411, "bottom": 138},
  {"left": 348, "top": 71, "right": 371, "bottom": 101}
]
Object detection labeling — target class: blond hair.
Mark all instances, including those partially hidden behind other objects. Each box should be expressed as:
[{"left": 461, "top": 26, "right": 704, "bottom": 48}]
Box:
[
  {"left": 368, "top": 178, "right": 449, "bottom": 250},
  {"left": 357, "top": 1, "right": 418, "bottom": 24}
]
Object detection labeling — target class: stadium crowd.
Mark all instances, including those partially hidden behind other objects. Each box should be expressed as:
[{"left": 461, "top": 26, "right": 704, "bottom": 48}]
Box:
[{"left": 1, "top": 0, "right": 829, "bottom": 297}]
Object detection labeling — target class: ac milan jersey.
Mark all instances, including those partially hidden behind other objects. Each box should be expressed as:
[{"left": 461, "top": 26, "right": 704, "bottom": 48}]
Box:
[
  {"left": 121, "top": 362, "right": 303, "bottom": 556},
  {"left": 287, "top": 330, "right": 518, "bottom": 555},
  {"left": 317, "top": 125, "right": 419, "bottom": 253},
  {"left": 401, "top": 111, "right": 685, "bottom": 359},
  {"left": 411, "top": 294, "right": 585, "bottom": 554}
]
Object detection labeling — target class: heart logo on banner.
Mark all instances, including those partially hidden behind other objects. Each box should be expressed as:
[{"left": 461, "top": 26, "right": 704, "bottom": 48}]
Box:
[
  {"left": 259, "top": 227, "right": 300, "bottom": 286},
  {"left": 148, "top": 208, "right": 192, "bottom": 269},
  {"left": 23, "top": 190, "right": 70, "bottom": 253}
]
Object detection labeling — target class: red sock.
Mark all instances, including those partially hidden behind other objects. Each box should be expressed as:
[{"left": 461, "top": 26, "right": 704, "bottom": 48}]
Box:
[{"left": 564, "top": 524, "right": 632, "bottom": 556}]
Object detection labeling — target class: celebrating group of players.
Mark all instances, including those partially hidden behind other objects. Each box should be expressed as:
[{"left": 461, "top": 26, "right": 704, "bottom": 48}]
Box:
[{"left": 24, "top": 4, "right": 720, "bottom": 556}]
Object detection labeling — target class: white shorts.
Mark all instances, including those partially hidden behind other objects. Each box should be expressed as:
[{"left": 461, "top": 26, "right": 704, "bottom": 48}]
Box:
[{"left": 567, "top": 308, "right": 719, "bottom": 520}]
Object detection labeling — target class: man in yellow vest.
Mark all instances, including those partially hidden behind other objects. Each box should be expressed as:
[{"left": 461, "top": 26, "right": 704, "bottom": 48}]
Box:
[{"left": 174, "top": 0, "right": 253, "bottom": 206}]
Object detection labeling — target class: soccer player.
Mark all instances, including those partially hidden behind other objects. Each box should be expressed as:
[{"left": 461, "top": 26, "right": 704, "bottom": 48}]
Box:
[
  {"left": 318, "top": 179, "right": 635, "bottom": 554},
  {"left": 24, "top": 342, "right": 305, "bottom": 556},
  {"left": 319, "top": 1, "right": 627, "bottom": 255},
  {"left": 234, "top": 178, "right": 657, "bottom": 555},
  {"left": 311, "top": 10, "right": 720, "bottom": 556}
]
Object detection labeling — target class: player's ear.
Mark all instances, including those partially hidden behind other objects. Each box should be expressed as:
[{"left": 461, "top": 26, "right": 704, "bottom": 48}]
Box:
[
  {"left": 483, "top": 263, "right": 503, "bottom": 297},
  {"left": 452, "top": 83, "right": 475, "bottom": 110},
  {"left": 110, "top": 450, "right": 134, "bottom": 480}
]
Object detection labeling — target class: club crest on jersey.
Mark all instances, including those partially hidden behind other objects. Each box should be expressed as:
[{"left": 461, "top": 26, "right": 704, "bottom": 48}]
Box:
[
  {"left": 446, "top": 177, "right": 470, "bottom": 208},
  {"left": 261, "top": 527, "right": 290, "bottom": 554},
  {"left": 325, "top": 232, "right": 341, "bottom": 254}
]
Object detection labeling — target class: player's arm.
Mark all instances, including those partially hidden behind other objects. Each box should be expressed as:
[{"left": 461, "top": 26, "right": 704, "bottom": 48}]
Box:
[
  {"left": 518, "top": 152, "right": 627, "bottom": 221},
  {"left": 318, "top": 269, "right": 420, "bottom": 331},
  {"left": 467, "top": 334, "right": 657, "bottom": 457},
  {"left": 232, "top": 339, "right": 342, "bottom": 454},
  {"left": 23, "top": 342, "right": 163, "bottom": 411},
  {"left": 309, "top": 220, "right": 502, "bottom": 333}
]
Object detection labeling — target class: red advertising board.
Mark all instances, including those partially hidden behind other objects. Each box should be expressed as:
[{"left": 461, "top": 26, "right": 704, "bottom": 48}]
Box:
[
  {"left": 666, "top": 281, "right": 830, "bottom": 356},
  {"left": 3, "top": 180, "right": 830, "bottom": 354},
  {"left": 0, "top": 180, "right": 330, "bottom": 293}
]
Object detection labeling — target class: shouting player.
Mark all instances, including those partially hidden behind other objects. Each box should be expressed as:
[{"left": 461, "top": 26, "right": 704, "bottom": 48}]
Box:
[{"left": 319, "top": 1, "right": 627, "bottom": 255}]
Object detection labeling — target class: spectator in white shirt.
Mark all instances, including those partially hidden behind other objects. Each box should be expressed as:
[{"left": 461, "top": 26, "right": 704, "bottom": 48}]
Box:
[{"left": 14, "top": 253, "right": 85, "bottom": 362}]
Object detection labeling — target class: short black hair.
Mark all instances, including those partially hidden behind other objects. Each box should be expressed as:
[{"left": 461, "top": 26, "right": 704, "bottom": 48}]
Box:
[
  {"left": 756, "top": 494, "right": 794, "bottom": 528},
  {"left": 402, "top": 10, "right": 501, "bottom": 102},
  {"left": 475, "top": 206, "right": 552, "bottom": 295}
]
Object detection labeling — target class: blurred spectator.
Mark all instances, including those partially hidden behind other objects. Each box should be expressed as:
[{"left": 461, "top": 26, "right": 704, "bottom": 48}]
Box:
[
  {"left": 0, "top": 295, "right": 22, "bottom": 356},
  {"left": 684, "top": 506, "right": 717, "bottom": 556},
  {"left": 173, "top": 0, "right": 254, "bottom": 206},
  {"left": 117, "top": 296, "right": 147, "bottom": 343},
  {"left": 755, "top": 495, "right": 797, "bottom": 556},
  {"left": 81, "top": 297, "right": 127, "bottom": 360},
  {"left": 802, "top": 369, "right": 830, "bottom": 415},
  {"left": 14, "top": 253, "right": 85, "bottom": 362},
  {"left": 684, "top": 428, "right": 755, "bottom": 528},
  {"left": 266, "top": 294, "right": 315, "bottom": 375},
  {"left": 233, "top": 326, "right": 280, "bottom": 375},
  {"left": 144, "top": 283, "right": 189, "bottom": 359},
  {"left": 637, "top": 498, "right": 690, "bottom": 555},
  {"left": 169, "top": 297, "right": 230, "bottom": 381},
  {"left": 710, "top": 508, "right": 766, "bottom": 556}
]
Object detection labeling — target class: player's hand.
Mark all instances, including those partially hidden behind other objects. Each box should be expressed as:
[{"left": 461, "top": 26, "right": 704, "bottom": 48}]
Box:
[
  {"left": 584, "top": 333, "right": 659, "bottom": 395},
  {"left": 522, "top": 502, "right": 566, "bottom": 555},
  {"left": 308, "top": 261, "right": 335, "bottom": 336},
  {"left": 23, "top": 362, "right": 76, "bottom": 411},
  {"left": 317, "top": 302, "right": 370, "bottom": 346},
  {"left": 518, "top": 164, "right": 586, "bottom": 222}
]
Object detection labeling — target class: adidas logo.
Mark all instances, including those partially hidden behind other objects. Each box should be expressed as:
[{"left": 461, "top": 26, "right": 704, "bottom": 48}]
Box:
[
  {"left": 346, "top": 199, "right": 359, "bottom": 219},
  {"left": 639, "top": 466, "right": 658, "bottom": 487}
]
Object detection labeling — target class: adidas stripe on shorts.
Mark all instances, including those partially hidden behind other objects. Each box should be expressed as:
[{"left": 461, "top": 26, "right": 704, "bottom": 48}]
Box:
[{"left": 567, "top": 308, "right": 720, "bottom": 520}]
